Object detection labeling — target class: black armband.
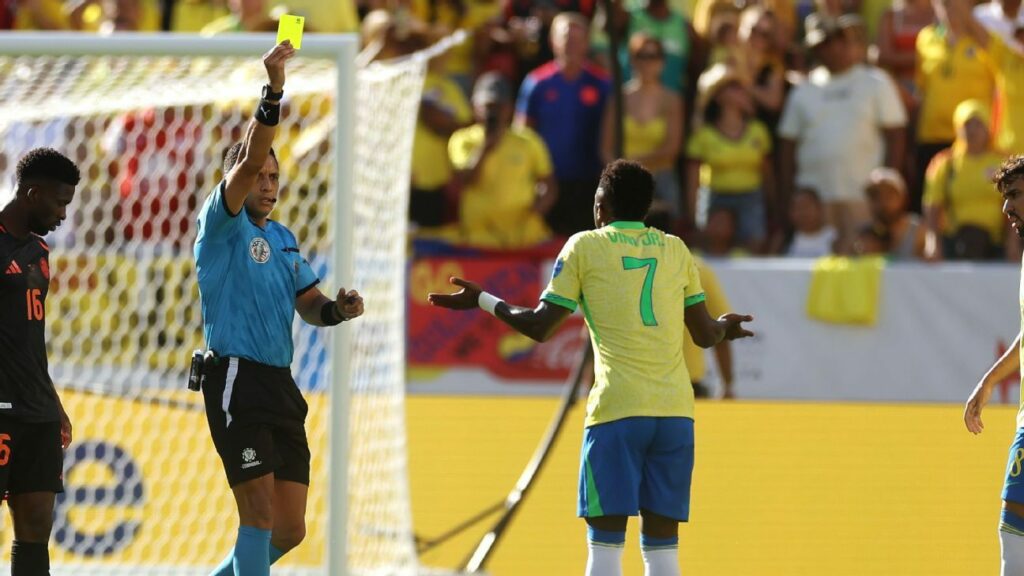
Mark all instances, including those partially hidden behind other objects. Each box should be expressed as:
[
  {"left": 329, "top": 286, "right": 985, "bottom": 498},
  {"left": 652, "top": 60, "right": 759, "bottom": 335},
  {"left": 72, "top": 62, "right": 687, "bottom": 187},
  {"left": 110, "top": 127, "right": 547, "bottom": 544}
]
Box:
[
  {"left": 255, "top": 100, "right": 281, "bottom": 126},
  {"left": 321, "top": 301, "right": 344, "bottom": 326}
]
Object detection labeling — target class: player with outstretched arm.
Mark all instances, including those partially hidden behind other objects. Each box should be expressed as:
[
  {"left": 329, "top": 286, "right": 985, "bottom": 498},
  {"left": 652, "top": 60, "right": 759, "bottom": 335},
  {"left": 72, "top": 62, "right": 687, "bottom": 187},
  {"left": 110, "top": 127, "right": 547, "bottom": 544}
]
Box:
[
  {"left": 194, "top": 41, "right": 364, "bottom": 576},
  {"left": 0, "top": 148, "right": 79, "bottom": 576},
  {"left": 964, "top": 155, "right": 1024, "bottom": 575},
  {"left": 429, "top": 159, "right": 753, "bottom": 576}
]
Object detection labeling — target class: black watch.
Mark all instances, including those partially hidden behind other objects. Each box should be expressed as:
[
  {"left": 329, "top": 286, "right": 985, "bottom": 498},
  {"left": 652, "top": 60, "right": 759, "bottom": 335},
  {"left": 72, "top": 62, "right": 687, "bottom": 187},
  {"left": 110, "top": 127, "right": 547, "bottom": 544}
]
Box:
[{"left": 261, "top": 84, "right": 284, "bottom": 102}]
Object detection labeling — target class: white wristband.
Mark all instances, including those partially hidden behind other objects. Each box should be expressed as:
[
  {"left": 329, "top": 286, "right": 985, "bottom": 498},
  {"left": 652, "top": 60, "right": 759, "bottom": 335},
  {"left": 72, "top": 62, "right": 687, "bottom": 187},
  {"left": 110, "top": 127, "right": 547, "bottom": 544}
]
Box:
[{"left": 478, "top": 291, "right": 503, "bottom": 316}]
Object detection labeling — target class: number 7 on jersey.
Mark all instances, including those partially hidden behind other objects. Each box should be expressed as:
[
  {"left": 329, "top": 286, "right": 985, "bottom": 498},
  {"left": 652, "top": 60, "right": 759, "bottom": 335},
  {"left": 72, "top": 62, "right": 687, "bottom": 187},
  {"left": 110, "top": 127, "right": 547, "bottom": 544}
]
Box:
[{"left": 622, "top": 257, "right": 658, "bottom": 327}]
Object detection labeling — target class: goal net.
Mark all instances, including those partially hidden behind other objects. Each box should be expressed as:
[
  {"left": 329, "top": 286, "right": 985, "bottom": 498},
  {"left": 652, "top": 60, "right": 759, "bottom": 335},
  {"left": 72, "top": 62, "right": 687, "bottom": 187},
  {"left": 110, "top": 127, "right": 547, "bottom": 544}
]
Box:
[{"left": 0, "top": 33, "right": 428, "bottom": 575}]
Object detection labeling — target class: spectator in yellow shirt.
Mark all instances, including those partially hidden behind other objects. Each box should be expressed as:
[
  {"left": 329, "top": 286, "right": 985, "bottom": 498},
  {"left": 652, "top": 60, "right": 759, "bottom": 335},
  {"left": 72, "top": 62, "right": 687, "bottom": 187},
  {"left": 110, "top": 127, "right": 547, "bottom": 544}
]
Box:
[
  {"left": 201, "top": 0, "right": 275, "bottom": 33},
  {"left": 949, "top": 0, "right": 1024, "bottom": 154},
  {"left": 923, "top": 99, "right": 1013, "bottom": 260},
  {"left": 448, "top": 72, "right": 557, "bottom": 249},
  {"left": 912, "top": 0, "right": 997, "bottom": 210},
  {"left": 687, "top": 63, "right": 773, "bottom": 253},
  {"left": 411, "top": 50, "right": 472, "bottom": 228}
]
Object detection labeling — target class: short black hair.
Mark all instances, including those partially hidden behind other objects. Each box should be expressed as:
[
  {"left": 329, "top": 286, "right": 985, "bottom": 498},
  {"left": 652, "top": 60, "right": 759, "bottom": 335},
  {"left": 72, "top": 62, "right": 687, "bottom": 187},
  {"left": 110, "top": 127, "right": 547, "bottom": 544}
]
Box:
[
  {"left": 599, "top": 160, "right": 654, "bottom": 221},
  {"left": 994, "top": 155, "right": 1024, "bottom": 194},
  {"left": 222, "top": 142, "right": 277, "bottom": 175},
  {"left": 16, "top": 147, "right": 80, "bottom": 187}
]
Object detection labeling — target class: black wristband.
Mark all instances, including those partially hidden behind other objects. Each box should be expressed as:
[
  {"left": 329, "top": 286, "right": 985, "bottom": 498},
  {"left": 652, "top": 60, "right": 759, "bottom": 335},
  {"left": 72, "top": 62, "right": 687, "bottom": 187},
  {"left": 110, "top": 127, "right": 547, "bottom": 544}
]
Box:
[
  {"left": 255, "top": 100, "right": 281, "bottom": 126},
  {"left": 320, "top": 301, "right": 344, "bottom": 326}
]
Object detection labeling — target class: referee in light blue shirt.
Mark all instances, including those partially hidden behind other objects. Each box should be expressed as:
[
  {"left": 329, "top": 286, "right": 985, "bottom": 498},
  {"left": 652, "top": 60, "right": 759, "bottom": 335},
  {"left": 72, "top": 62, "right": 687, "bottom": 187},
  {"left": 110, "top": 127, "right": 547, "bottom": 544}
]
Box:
[{"left": 194, "top": 41, "right": 364, "bottom": 576}]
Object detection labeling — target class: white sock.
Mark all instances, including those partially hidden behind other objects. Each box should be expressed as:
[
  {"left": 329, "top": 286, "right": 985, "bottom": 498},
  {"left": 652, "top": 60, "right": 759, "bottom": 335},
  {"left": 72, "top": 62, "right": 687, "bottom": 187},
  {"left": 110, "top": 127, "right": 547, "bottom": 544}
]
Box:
[
  {"left": 1002, "top": 530, "right": 1024, "bottom": 576},
  {"left": 642, "top": 546, "right": 680, "bottom": 576},
  {"left": 586, "top": 542, "right": 624, "bottom": 576}
]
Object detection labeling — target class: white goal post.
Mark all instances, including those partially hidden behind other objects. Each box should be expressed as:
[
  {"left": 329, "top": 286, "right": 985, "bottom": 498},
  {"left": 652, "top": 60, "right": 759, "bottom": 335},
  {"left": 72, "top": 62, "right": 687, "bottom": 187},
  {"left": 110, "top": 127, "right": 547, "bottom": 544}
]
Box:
[{"left": 0, "top": 31, "right": 430, "bottom": 575}]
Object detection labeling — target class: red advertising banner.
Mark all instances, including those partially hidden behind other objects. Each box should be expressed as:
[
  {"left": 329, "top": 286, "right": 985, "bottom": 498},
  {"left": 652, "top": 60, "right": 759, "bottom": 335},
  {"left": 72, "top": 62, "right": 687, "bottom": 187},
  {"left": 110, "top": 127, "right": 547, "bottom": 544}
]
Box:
[{"left": 408, "top": 256, "right": 586, "bottom": 381}]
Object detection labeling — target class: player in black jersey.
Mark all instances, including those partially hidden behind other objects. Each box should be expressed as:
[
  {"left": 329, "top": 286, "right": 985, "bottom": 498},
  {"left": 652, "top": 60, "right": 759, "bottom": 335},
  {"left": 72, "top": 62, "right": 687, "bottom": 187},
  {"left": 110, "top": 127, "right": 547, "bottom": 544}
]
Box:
[{"left": 0, "top": 147, "right": 79, "bottom": 576}]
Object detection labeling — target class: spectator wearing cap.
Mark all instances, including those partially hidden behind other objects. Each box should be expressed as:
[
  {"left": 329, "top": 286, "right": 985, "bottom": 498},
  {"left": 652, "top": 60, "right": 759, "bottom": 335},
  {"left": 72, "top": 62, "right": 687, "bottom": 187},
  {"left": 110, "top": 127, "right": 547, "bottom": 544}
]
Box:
[
  {"left": 948, "top": 0, "right": 1024, "bottom": 155},
  {"left": 687, "top": 64, "right": 773, "bottom": 253},
  {"left": 600, "top": 34, "right": 684, "bottom": 222},
  {"left": 865, "top": 167, "right": 926, "bottom": 260},
  {"left": 912, "top": 0, "right": 996, "bottom": 211},
  {"left": 778, "top": 13, "right": 907, "bottom": 254},
  {"left": 923, "top": 99, "right": 1013, "bottom": 261},
  {"left": 515, "top": 12, "right": 609, "bottom": 235},
  {"left": 449, "top": 72, "right": 557, "bottom": 249}
]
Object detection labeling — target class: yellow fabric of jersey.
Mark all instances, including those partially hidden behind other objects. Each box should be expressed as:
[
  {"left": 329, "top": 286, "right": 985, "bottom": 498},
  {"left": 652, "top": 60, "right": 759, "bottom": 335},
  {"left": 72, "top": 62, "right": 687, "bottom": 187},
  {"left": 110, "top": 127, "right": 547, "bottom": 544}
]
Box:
[
  {"left": 923, "top": 150, "right": 1006, "bottom": 242},
  {"left": 989, "top": 35, "right": 1024, "bottom": 153},
  {"left": 916, "top": 26, "right": 995, "bottom": 144},
  {"left": 413, "top": 73, "right": 472, "bottom": 190},
  {"left": 683, "top": 259, "right": 730, "bottom": 383},
  {"left": 269, "top": 1, "right": 359, "bottom": 33},
  {"left": 411, "top": 0, "right": 501, "bottom": 76},
  {"left": 14, "top": 0, "right": 68, "bottom": 29},
  {"left": 172, "top": 0, "right": 230, "bottom": 31},
  {"left": 448, "top": 124, "right": 553, "bottom": 248},
  {"left": 624, "top": 116, "right": 671, "bottom": 171},
  {"left": 686, "top": 120, "right": 771, "bottom": 193},
  {"left": 541, "top": 222, "right": 705, "bottom": 427}
]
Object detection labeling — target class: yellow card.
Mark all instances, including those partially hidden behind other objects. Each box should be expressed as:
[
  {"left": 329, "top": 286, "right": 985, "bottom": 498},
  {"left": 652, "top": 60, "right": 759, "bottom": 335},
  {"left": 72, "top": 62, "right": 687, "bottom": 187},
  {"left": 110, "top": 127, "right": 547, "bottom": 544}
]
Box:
[{"left": 276, "top": 14, "right": 304, "bottom": 50}]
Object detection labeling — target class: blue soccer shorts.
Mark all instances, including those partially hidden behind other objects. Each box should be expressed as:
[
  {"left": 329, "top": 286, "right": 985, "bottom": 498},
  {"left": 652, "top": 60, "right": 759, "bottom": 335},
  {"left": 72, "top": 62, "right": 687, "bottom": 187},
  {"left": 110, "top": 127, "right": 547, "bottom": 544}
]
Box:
[
  {"left": 1003, "top": 428, "right": 1024, "bottom": 504},
  {"left": 577, "top": 416, "right": 695, "bottom": 522}
]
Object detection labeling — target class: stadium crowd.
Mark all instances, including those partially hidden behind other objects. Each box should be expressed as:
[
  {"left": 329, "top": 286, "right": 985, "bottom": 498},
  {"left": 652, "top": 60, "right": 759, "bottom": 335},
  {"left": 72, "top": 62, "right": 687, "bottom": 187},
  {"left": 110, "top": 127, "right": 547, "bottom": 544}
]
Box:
[{"left": 4, "top": 0, "right": 1024, "bottom": 261}]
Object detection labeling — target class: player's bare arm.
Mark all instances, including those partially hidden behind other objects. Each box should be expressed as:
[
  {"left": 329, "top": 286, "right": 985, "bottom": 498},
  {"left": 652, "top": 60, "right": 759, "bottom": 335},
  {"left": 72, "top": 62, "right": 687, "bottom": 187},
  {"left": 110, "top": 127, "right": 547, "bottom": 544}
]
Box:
[
  {"left": 684, "top": 300, "right": 754, "bottom": 348},
  {"left": 223, "top": 40, "right": 295, "bottom": 215},
  {"left": 295, "top": 286, "right": 365, "bottom": 327},
  {"left": 965, "top": 331, "right": 1022, "bottom": 434},
  {"left": 428, "top": 277, "right": 573, "bottom": 342}
]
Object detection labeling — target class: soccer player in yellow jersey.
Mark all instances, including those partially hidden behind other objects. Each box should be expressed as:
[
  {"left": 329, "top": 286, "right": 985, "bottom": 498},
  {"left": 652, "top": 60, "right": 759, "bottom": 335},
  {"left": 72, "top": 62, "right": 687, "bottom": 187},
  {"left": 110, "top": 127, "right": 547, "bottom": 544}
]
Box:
[
  {"left": 964, "top": 155, "right": 1024, "bottom": 574},
  {"left": 429, "top": 160, "right": 753, "bottom": 576}
]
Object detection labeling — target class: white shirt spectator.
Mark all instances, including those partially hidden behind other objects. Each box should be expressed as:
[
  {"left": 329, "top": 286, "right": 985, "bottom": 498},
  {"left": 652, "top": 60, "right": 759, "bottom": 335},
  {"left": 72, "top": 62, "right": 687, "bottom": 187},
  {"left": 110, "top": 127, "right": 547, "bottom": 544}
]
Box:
[
  {"left": 973, "top": 2, "right": 1024, "bottom": 47},
  {"left": 788, "top": 226, "right": 838, "bottom": 258},
  {"left": 778, "top": 64, "right": 907, "bottom": 202}
]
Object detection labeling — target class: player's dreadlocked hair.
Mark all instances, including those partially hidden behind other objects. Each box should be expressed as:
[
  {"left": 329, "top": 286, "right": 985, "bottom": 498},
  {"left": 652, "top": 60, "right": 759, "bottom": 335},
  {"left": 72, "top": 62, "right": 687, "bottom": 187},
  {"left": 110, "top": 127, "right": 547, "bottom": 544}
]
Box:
[
  {"left": 994, "top": 155, "right": 1024, "bottom": 194},
  {"left": 16, "top": 147, "right": 80, "bottom": 187},
  {"left": 222, "top": 142, "right": 278, "bottom": 176},
  {"left": 599, "top": 159, "right": 654, "bottom": 221}
]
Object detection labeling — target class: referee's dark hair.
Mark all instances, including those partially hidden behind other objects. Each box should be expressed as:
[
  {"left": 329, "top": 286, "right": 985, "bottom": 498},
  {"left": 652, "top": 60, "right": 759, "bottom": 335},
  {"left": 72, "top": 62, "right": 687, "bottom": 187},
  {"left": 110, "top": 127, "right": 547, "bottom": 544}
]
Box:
[
  {"left": 222, "top": 142, "right": 278, "bottom": 176},
  {"left": 995, "top": 155, "right": 1024, "bottom": 193},
  {"left": 16, "top": 148, "right": 80, "bottom": 188},
  {"left": 599, "top": 159, "right": 654, "bottom": 221}
]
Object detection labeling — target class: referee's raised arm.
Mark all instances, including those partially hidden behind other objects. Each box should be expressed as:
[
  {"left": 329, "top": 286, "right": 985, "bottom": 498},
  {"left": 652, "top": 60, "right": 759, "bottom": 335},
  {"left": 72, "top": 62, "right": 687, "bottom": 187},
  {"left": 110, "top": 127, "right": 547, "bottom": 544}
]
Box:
[{"left": 223, "top": 40, "right": 295, "bottom": 215}]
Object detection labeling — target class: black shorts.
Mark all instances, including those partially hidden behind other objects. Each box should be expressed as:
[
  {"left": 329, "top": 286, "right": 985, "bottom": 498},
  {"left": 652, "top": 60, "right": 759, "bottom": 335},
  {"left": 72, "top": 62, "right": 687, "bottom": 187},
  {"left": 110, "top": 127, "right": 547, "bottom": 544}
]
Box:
[
  {"left": 0, "top": 416, "right": 64, "bottom": 495},
  {"left": 201, "top": 357, "right": 310, "bottom": 487}
]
